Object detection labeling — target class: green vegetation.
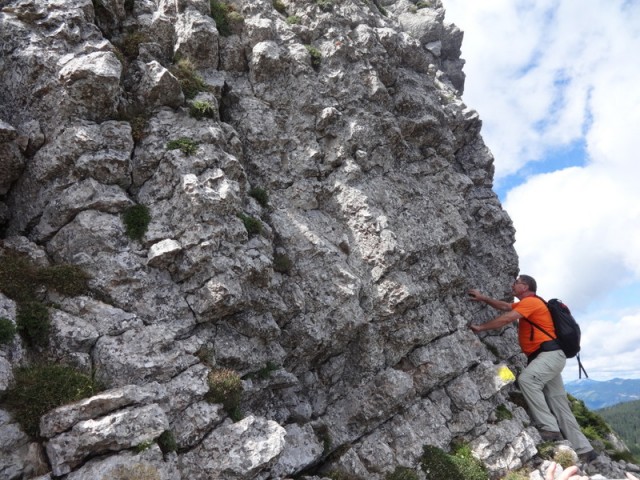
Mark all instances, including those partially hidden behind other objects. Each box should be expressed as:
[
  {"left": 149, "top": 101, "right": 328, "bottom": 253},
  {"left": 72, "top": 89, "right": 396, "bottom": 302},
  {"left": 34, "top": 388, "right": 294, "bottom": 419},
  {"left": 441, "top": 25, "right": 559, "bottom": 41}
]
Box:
[
  {"left": 135, "top": 439, "right": 155, "bottom": 452},
  {"left": 122, "top": 204, "right": 151, "bottom": 241},
  {"left": 210, "top": 0, "right": 243, "bottom": 36},
  {"left": 166, "top": 137, "right": 199, "bottom": 156},
  {"left": 421, "top": 444, "right": 488, "bottom": 480},
  {"left": 206, "top": 367, "right": 243, "bottom": 420},
  {"left": 273, "top": 253, "right": 293, "bottom": 274},
  {"left": 129, "top": 115, "right": 148, "bottom": 142},
  {"left": 0, "top": 317, "right": 17, "bottom": 345},
  {"left": 0, "top": 252, "right": 37, "bottom": 302},
  {"left": 38, "top": 264, "right": 91, "bottom": 297},
  {"left": 598, "top": 399, "right": 640, "bottom": 459},
  {"left": 237, "top": 213, "right": 262, "bottom": 236},
  {"left": 554, "top": 449, "right": 576, "bottom": 468},
  {"left": 286, "top": 15, "right": 300, "bottom": 25},
  {"left": 119, "top": 31, "right": 148, "bottom": 59},
  {"left": 568, "top": 394, "right": 612, "bottom": 440},
  {"left": 0, "top": 251, "right": 91, "bottom": 348},
  {"left": 386, "top": 466, "right": 419, "bottom": 480},
  {"left": 248, "top": 187, "right": 269, "bottom": 207},
  {"left": 189, "top": 100, "right": 217, "bottom": 119},
  {"left": 316, "top": 0, "right": 334, "bottom": 12},
  {"left": 495, "top": 404, "right": 513, "bottom": 422},
  {"left": 106, "top": 463, "right": 161, "bottom": 480},
  {"left": 157, "top": 430, "right": 178, "bottom": 454},
  {"left": 3, "top": 363, "right": 100, "bottom": 437},
  {"left": 16, "top": 301, "right": 50, "bottom": 348},
  {"left": 416, "top": 1, "right": 432, "bottom": 8},
  {"left": 305, "top": 45, "right": 322, "bottom": 69},
  {"left": 171, "top": 58, "right": 208, "bottom": 99},
  {"left": 273, "top": 0, "right": 287, "bottom": 15}
]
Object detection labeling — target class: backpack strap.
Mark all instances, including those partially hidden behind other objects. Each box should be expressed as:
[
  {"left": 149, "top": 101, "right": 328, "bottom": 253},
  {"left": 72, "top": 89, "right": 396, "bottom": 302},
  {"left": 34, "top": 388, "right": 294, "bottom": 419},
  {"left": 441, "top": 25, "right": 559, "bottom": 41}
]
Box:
[{"left": 521, "top": 295, "right": 557, "bottom": 341}]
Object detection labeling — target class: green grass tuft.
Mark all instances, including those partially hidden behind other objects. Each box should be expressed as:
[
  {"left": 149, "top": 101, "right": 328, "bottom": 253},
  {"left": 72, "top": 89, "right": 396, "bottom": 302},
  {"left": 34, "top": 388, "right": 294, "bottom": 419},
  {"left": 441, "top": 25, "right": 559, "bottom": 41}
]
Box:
[
  {"left": 166, "top": 138, "right": 199, "bottom": 156},
  {"left": 421, "top": 444, "right": 488, "bottom": 480},
  {"left": 237, "top": 213, "right": 262, "bottom": 236},
  {"left": 305, "top": 45, "right": 322, "bottom": 69},
  {"left": 122, "top": 204, "right": 151, "bottom": 241},
  {"left": 189, "top": 100, "right": 217, "bottom": 119},
  {"left": 16, "top": 301, "right": 50, "bottom": 347},
  {"left": 3, "top": 363, "right": 100, "bottom": 438},
  {"left": 0, "top": 317, "right": 17, "bottom": 345},
  {"left": 206, "top": 367, "right": 243, "bottom": 420},
  {"left": 248, "top": 187, "right": 269, "bottom": 207},
  {"left": 171, "top": 58, "right": 208, "bottom": 99},
  {"left": 37, "top": 264, "right": 90, "bottom": 297}
]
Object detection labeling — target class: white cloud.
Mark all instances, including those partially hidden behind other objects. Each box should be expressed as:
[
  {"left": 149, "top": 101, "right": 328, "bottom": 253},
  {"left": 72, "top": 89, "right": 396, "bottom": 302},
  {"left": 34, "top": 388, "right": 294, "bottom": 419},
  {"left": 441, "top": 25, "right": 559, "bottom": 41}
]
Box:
[
  {"left": 564, "top": 312, "right": 640, "bottom": 382},
  {"left": 443, "top": 1, "right": 640, "bottom": 380}
]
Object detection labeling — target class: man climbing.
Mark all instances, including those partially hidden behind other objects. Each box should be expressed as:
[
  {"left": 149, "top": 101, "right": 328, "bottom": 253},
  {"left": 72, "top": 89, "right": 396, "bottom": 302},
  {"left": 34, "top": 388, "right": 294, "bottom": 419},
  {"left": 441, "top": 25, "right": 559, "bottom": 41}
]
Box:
[{"left": 468, "top": 275, "right": 598, "bottom": 464}]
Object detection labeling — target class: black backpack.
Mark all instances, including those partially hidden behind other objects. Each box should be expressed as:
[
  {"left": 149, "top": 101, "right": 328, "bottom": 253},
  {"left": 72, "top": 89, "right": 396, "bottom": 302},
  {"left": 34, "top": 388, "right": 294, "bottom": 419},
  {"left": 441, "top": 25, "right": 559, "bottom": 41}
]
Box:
[{"left": 523, "top": 296, "right": 588, "bottom": 378}]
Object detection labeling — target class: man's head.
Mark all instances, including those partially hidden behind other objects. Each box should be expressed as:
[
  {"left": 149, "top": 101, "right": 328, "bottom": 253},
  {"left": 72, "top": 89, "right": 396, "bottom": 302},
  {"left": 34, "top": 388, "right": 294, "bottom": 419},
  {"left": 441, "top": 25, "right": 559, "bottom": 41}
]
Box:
[{"left": 513, "top": 274, "right": 537, "bottom": 298}]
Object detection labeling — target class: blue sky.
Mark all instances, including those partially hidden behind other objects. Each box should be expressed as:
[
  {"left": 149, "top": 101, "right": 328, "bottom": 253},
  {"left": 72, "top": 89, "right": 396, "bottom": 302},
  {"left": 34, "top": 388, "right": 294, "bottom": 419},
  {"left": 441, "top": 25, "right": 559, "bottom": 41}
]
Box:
[{"left": 443, "top": 0, "right": 640, "bottom": 381}]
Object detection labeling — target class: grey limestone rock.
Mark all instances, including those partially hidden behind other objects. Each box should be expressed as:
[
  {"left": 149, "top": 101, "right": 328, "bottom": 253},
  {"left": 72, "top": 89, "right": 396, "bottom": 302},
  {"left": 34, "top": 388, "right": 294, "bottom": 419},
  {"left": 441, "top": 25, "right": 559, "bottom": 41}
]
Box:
[{"left": 0, "top": 0, "right": 605, "bottom": 478}]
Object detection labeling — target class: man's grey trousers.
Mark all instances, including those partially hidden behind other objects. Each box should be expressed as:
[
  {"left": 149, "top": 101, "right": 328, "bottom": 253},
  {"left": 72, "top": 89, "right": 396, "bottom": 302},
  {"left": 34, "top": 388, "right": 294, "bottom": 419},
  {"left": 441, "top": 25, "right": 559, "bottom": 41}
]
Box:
[{"left": 518, "top": 349, "right": 592, "bottom": 454}]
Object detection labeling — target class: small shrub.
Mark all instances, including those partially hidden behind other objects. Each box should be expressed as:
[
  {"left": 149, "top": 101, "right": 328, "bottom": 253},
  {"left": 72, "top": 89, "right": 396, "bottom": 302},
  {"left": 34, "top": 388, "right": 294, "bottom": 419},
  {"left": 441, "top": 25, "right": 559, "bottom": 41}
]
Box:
[
  {"left": 273, "top": 0, "right": 287, "bottom": 15},
  {"left": 286, "top": 15, "right": 300, "bottom": 24},
  {"left": 37, "top": 264, "right": 90, "bottom": 297},
  {"left": 206, "top": 368, "right": 243, "bottom": 420},
  {"left": 16, "top": 301, "right": 50, "bottom": 347},
  {"left": 210, "top": 0, "right": 243, "bottom": 36},
  {"left": 421, "top": 444, "right": 488, "bottom": 480},
  {"left": 416, "top": 1, "right": 432, "bottom": 8},
  {"left": 305, "top": 45, "right": 322, "bottom": 69},
  {"left": 237, "top": 213, "right": 262, "bottom": 236},
  {"left": 106, "top": 463, "right": 161, "bottom": 480},
  {"left": 0, "top": 317, "right": 17, "bottom": 345},
  {"left": 4, "top": 364, "right": 99, "bottom": 437},
  {"left": 135, "top": 439, "right": 154, "bottom": 452},
  {"left": 273, "top": 253, "right": 292, "bottom": 274},
  {"left": 537, "top": 441, "right": 555, "bottom": 459},
  {"left": 495, "top": 404, "right": 513, "bottom": 422},
  {"left": 0, "top": 252, "right": 38, "bottom": 302},
  {"left": 157, "top": 430, "right": 178, "bottom": 454},
  {"left": 189, "top": 100, "right": 217, "bottom": 119},
  {"left": 166, "top": 137, "right": 199, "bottom": 156},
  {"left": 554, "top": 449, "right": 576, "bottom": 469},
  {"left": 122, "top": 204, "right": 151, "bottom": 241},
  {"left": 171, "top": 58, "right": 208, "bottom": 99},
  {"left": 129, "top": 115, "right": 148, "bottom": 142},
  {"left": 248, "top": 187, "right": 269, "bottom": 207},
  {"left": 316, "top": 0, "right": 334, "bottom": 12},
  {"left": 610, "top": 449, "right": 638, "bottom": 463},
  {"left": 386, "top": 466, "right": 419, "bottom": 480},
  {"left": 119, "top": 31, "right": 147, "bottom": 59}
]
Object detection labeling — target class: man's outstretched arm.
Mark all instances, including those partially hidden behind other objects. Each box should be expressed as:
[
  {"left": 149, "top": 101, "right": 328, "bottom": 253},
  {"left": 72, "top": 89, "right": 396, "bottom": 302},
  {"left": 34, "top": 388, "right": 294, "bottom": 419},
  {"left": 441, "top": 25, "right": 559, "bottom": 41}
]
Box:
[
  {"left": 468, "top": 289, "right": 512, "bottom": 312},
  {"left": 469, "top": 309, "right": 521, "bottom": 333}
]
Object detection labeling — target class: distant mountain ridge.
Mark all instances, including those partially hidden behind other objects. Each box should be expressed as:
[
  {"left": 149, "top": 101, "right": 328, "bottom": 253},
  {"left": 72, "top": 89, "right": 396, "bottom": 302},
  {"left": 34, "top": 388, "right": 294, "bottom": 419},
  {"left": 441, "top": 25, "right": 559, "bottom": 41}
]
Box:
[{"left": 565, "top": 378, "right": 640, "bottom": 410}]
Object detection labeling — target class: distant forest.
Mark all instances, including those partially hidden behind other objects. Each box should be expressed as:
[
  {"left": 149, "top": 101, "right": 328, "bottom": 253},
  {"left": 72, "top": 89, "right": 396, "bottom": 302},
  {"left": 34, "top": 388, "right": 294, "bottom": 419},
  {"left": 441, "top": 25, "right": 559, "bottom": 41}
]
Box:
[{"left": 598, "top": 399, "right": 640, "bottom": 457}]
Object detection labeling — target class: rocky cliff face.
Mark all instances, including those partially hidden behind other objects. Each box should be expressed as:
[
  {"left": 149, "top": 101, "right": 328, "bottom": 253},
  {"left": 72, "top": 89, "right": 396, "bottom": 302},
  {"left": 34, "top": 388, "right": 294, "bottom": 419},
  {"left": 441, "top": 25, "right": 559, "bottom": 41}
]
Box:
[{"left": 0, "top": 0, "right": 537, "bottom": 478}]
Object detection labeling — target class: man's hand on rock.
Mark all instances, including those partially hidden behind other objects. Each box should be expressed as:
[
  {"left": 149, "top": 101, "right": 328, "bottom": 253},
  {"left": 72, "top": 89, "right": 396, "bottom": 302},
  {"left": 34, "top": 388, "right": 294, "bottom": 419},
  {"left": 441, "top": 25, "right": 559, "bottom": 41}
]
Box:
[{"left": 467, "top": 289, "right": 484, "bottom": 302}]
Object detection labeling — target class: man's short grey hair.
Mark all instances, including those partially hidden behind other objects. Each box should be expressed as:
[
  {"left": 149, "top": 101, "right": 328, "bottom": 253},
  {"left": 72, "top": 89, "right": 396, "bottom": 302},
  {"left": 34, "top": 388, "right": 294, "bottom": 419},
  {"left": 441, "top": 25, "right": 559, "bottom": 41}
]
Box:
[{"left": 519, "top": 274, "right": 537, "bottom": 293}]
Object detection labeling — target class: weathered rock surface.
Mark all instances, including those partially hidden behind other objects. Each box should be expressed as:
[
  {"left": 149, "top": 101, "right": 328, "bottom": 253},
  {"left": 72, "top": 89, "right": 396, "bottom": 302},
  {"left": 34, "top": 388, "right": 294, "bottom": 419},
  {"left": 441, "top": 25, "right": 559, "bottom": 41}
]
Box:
[{"left": 0, "top": 0, "right": 635, "bottom": 479}]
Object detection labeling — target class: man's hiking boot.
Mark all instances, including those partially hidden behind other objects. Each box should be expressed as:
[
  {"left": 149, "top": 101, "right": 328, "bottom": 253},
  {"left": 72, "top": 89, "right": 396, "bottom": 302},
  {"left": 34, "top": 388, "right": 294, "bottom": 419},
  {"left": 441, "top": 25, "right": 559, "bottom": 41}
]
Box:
[
  {"left": 538, "top": 430, "right": 563, "bottom": 442},
  {"left": 578, "top": 450, "right": 598, "bottom": 464}
]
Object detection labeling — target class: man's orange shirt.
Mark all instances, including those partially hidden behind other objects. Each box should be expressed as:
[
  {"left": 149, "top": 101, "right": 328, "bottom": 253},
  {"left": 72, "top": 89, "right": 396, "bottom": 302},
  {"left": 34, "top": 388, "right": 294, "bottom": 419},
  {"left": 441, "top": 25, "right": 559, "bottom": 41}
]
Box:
[{"left": 512, "top": 296, "right": 556, "bottom": 356}]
